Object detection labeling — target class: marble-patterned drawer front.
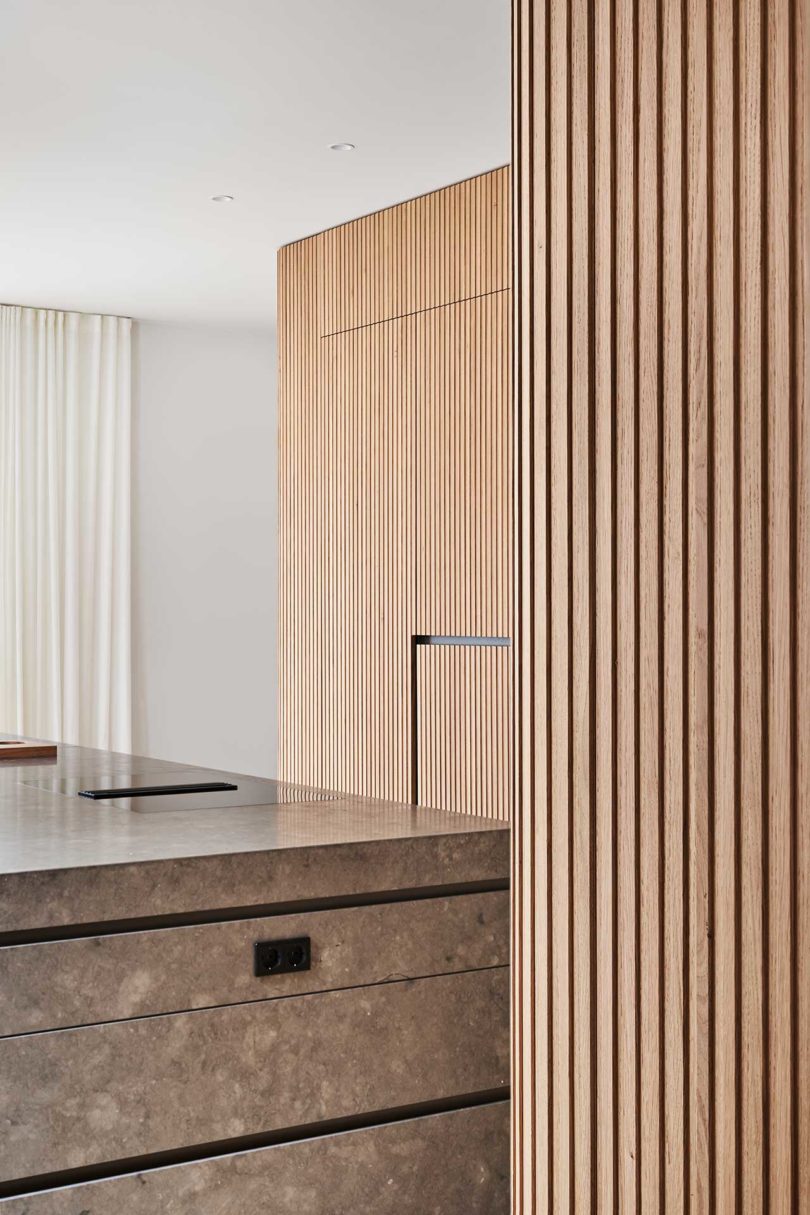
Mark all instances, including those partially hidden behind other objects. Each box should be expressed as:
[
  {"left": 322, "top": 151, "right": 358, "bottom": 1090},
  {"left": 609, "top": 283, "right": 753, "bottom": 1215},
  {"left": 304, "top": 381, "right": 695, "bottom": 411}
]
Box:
[
  {"left": 0, "top": 890, "right": 508, "bottom": 1036},
  {"left": 0, "top": 1101, "right": 510, "bottom": 1214},
  {"left": 0, "top": 967, "right": 508, "bottom": 1184}
]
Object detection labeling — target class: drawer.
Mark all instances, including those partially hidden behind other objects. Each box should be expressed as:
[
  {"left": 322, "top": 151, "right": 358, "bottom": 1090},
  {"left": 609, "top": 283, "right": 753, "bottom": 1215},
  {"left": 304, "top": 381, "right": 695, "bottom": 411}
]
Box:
[
  {"left": 0, "top": 967, "right": 509, "bottom": 1184},
  {"left": 0, "top": 890, "right": 508, "bottom": 1035},
  {"left": 0, "top": 1101, "right": 510, "bottom": 1214}
]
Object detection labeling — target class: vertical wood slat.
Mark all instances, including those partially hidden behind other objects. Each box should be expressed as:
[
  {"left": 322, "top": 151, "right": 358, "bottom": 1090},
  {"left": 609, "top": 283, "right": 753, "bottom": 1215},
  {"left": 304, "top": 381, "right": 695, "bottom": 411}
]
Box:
[
  {"left": 711, "top": 0, "right": 737, "bottom": 1209},
  {"left": 638, "top": 0, "right": 661, "bottom": 1208},
  {"left": 739, "top": 0, "right": 766, "bottom": 1206},
  {"left": 614, "top": 0, "right": 637, "bottom": 1205},
  {"left": 687, "top": 0, "right": 712, "bottom": 1207},
  {"left": 661, "top": 0, "right": 687, "bottom": 1206},
  {"left": 570, "top": 0, "right": 593, "bottom": 1205},
  {"left": 512, "top": 0, "right": 551, "bottom": 1208},
  {"left": 766, "top": 4, "right": 793, "bottom": 1213},
  {"left": 513, "top": 0, "right": 807, "bottom": 1209},
  {"left": 592, "top": 0, "right": 616, "bottom": 1205},
  {"left": 593, "top": 0, "right": 615, "bottom": 1207},
  {"left": 797, "top": 4, "right": 810, "bottom": 1211},
  {"left": 549, "top": 0, "right": 571, "bottom": 1204},
  {"left": 279, "top": 168, "right": 511, "bottom": 816}
]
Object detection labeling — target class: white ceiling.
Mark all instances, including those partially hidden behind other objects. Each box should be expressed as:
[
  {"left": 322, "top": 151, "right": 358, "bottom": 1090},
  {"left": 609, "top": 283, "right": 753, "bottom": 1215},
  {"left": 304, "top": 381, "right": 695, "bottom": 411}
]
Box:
[{"left": 0, "top": 0, "right": 510, "bottom": 325}]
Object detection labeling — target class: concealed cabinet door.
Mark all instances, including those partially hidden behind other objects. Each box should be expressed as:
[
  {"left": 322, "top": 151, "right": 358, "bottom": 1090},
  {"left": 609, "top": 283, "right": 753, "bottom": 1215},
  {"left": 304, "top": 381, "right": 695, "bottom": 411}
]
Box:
[
  {"left": 417, "top": 643, "right": 510, "bottom": 821},
  {"left": 415, "top": 292, "right": 512, "bottom": 638},
  {"left": 319, "top": 317, "right": 417, "bottom": 802}
]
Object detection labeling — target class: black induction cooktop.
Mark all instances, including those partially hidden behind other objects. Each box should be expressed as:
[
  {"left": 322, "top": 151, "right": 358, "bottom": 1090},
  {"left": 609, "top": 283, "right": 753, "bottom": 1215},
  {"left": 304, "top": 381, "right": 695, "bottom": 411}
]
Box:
[{"left": 20, "top": 769, "right": 338, "bottom": 813}]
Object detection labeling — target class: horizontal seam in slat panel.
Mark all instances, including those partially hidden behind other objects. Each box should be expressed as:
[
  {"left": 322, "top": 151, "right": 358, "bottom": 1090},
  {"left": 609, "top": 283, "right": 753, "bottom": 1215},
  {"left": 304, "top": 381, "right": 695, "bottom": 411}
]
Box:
[{"left": 320, "top": 287, "right": 512, "bottom": 339}]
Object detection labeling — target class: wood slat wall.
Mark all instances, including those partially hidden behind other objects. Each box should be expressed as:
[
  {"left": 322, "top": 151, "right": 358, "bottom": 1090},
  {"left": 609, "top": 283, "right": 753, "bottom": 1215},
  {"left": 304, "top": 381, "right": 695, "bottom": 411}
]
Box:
[
  {"left": 513, "top": 0, "right": 809, "bottom": 1209},
  {"left": 279, "top": 169, "right": 512, "bottom": 817}
]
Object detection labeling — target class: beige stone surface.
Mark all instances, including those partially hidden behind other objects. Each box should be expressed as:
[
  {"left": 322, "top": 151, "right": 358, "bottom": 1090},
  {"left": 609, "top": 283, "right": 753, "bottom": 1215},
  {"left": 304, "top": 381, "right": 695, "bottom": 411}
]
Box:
[
  {"left": 0, "top": 968, "right": 509, "bottom": 1181},
  {"left": 0, "top": 1102, "right": 510, "bottom": 1214},
  {"left": 0, "top": 744, "right": 508, "bottom": 933}
]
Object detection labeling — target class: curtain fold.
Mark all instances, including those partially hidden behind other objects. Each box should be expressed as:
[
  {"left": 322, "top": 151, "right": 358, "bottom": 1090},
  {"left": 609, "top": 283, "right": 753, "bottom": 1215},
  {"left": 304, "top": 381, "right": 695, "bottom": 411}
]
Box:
[{"left": 0, "top": 305, "right": 131, "bottom": 750}]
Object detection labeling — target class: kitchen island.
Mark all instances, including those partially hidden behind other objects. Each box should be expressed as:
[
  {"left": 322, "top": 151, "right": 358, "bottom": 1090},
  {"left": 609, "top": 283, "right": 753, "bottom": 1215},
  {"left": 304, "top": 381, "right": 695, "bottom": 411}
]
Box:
[{"left": 0, "top": 744, "right": 509, "bottom": 1212}]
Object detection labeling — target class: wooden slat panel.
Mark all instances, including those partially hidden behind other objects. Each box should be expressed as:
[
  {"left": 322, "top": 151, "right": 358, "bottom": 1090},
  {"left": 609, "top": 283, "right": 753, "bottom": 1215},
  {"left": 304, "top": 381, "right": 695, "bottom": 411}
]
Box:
[
  {"left": 417, "top": 645, "right": 510, "bottom": 822},
  {"left": 279, "top": 170, "right": 511, "bottom": 812},
  {"left": 319, "top": 170, "right": 510, "bottom": 335},
  {"left": 278, "top": 240, "right": 323, "bottom": 784},
  {"left": 513, "top": 0, "right": 808, "bottom": 1209}
]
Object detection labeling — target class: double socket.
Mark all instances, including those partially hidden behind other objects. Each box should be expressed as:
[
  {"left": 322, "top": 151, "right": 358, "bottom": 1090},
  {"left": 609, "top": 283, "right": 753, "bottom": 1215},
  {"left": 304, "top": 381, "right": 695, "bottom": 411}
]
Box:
[{"left": 254, "top": 936, "right": 311, "bottom": 977}]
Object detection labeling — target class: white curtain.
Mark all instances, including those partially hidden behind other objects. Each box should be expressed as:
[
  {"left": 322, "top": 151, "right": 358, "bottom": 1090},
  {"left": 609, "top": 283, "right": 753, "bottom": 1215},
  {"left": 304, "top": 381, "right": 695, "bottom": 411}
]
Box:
[{"left": 0, "top": 306, "right": 132, "bottom": 750}]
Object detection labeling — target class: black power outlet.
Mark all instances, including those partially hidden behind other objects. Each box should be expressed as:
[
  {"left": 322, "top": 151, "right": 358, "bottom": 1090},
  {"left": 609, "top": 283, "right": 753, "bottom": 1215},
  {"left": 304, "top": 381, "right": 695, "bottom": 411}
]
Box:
[{"left": 254, "top": 936, "right": 311, "bottom": 977}]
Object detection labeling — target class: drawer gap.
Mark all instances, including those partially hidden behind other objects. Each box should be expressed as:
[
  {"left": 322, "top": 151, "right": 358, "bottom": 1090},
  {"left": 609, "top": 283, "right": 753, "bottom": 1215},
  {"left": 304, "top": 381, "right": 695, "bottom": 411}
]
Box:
[
  {"left": 0, "top": 877, "right": 509, "bottom": 947},
  {"left": 0, "top": 1089, "right": 511, "bottom": 1201}
]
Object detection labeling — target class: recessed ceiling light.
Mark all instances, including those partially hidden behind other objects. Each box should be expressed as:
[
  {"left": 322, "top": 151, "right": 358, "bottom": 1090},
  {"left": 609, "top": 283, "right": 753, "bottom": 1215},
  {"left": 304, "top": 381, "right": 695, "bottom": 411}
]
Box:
[
  {"left": 329, "top": 142, "right": 356, "bottom": 152},
  {"left": 211, "top": 194, "right": 234, "bottom": 202}
]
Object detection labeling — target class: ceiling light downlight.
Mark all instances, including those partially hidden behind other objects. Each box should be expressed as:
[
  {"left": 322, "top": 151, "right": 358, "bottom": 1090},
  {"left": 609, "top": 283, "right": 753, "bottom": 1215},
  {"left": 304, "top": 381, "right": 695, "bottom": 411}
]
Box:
[
  {"left": 211, "top": 194, "right": 234, "bottom": 202},
  {"left": 329, "top": 142, "right": 356, "bottom": 152}
]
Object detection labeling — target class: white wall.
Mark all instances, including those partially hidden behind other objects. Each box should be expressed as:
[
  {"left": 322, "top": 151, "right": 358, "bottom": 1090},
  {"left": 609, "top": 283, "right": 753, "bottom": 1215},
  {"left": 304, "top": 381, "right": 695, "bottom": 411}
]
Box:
[{"left": 132, "top": 321, "right": 277, "bottom": 777}]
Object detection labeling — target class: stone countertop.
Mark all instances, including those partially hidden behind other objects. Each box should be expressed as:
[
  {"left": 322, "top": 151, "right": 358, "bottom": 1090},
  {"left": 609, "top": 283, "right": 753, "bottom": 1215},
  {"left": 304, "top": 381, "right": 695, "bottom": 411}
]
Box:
[{"left": 0, "top": 743, "right": 508, "bottom": 935}]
